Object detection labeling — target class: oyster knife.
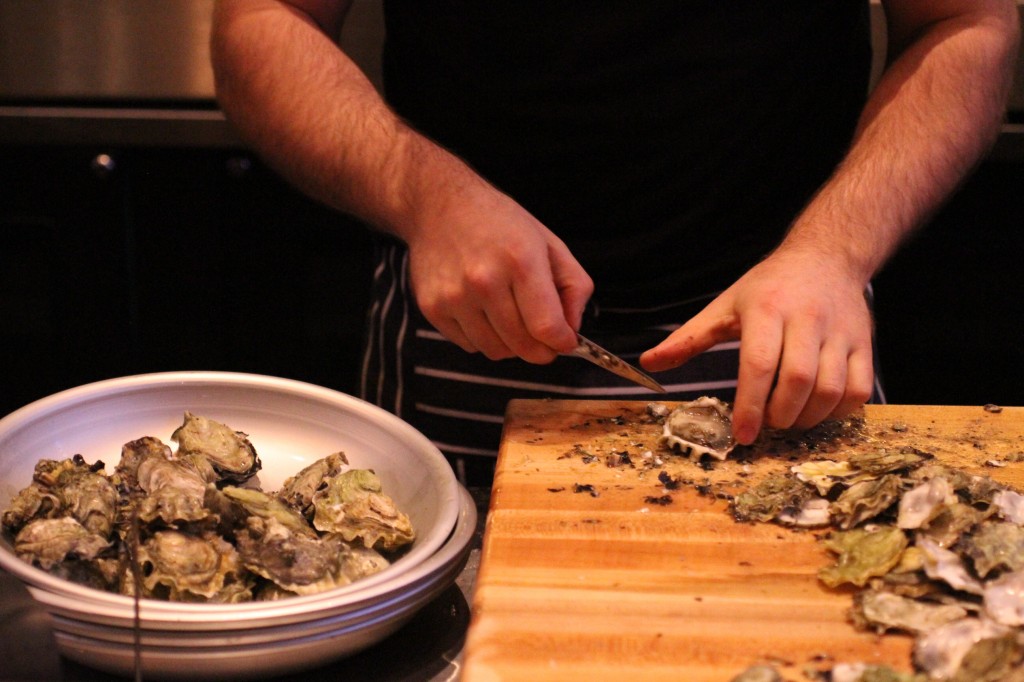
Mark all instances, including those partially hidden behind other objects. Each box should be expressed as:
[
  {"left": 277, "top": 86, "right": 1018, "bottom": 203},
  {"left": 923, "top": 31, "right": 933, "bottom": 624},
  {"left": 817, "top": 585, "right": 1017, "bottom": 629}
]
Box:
[{"left": 569, "top": 333, "right": 667, "bottom": 393}]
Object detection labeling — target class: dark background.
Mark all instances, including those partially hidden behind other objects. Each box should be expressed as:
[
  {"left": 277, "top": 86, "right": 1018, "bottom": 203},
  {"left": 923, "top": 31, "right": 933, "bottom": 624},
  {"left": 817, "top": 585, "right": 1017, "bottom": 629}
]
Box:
[
  {"left": 0, "top": 144, "right": 375, "bottom": 416},
  {"left": 1, "top": 142, "right": 1022, "bottom": 418}
]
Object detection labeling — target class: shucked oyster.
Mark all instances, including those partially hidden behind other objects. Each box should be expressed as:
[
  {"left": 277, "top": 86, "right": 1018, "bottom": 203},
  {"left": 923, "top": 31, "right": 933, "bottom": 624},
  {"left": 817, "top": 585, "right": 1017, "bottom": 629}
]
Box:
[{"left": 660, "top": 396, "right": 736, "bottom": 460}]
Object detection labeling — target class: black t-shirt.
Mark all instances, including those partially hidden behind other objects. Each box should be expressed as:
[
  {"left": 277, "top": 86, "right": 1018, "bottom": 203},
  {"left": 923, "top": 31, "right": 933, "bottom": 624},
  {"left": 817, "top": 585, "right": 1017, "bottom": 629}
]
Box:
[{"left": 381, "top": 1, "right": 872, "bottom": 308}]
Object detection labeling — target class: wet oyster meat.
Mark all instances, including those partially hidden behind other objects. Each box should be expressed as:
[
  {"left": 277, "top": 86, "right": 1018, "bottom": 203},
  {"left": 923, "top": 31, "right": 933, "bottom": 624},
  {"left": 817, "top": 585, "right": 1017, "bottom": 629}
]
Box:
[
  {"left": 0, "top": 413, "right": 414, "bottom": 603},
  {"left": 659, "top": 396, "right": 736, "bottom": 460}
]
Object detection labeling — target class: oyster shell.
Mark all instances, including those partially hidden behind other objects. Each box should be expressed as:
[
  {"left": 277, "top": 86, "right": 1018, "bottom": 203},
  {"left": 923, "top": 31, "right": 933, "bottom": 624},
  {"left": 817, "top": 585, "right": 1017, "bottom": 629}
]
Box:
[
  {"left": 777, "top": 497, "right": 831, "bottom": 528},
  {"left": 993, "top": 489, "right": 1024, "bottom": 525},
  {"left": 916, "top": 501, "right": 984, "bottom": 549},
  {"left": 128, "top": 529, "right": 246, "bottom": 601},
  {"left": 829, "top": 663, "right": 926, "bottom": 682},
  {"left": 818, "top": 525, "right": 908, "bottom": 588},
  {"left": 1, "top": 481, "right": 61, "bottom": 533},
  {"left": 2, "top": 455, "right": 117, "bottom": 538},
  {"left": 732, "top": 473, "right": 815, "bottom": 524},
  {"left": 961, "top": 521, "right": 1024, "bottom": 578},
  {"left": 133, "top": 445, "right": 215, "bottom": 527},
  {"left": 853, "top": 589, "right": 969, "bottom": 635},
  {"left": 114, "top": 436, "right": 174, "bottom": 490},
  {"left": 729, "top": 665, "right": 782, "bottom": 682},
  {"left": 277, "top": 451, "right": 349, "bottom": 517},
  {"left": 791, "top": 459, "right": 873, "bottom": 496},
  {"left": 660, "top": 396, "right": 736, "bottom": 460},
  {"left": 171, "top": 412, "right": 261, "bottom": 484},
  {"left": 234, "top": 514, "right": 346, "bottom": 595},
  {"left": 913, "top": 617, "right": 1012, "bottom": 680},
  {"left": 222, "top": 487, "right": 351, "bottom": 595},
  {"left": 984, "top": 570, "right": 1024, "bottom": 626},
  {"left": 898, "top": 477, "right": 956, "bottom": 530},
  {"left": 917, "top": 537, "right": 983, "bottom": 596},
  {"left": 337, "top": 543, "right": 392, "bottom": 583},
  {"left": 14, "top": 517, "right": 112, "bottom": 570},
  {"left": 846, "top": 449, "right": 931, "bottom": 476},
  {"left": 831, "top": 474, "right": 903, "bottom": 530},
  {"left": 312, "top": 469, "right": 415, "bottom": 551}
]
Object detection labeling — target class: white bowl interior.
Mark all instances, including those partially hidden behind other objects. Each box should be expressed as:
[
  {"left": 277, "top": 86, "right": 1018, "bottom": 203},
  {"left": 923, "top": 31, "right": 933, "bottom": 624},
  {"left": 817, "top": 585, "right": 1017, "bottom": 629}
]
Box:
[{"left": 0, "top": 371, "right": 459, "bottom": 611}]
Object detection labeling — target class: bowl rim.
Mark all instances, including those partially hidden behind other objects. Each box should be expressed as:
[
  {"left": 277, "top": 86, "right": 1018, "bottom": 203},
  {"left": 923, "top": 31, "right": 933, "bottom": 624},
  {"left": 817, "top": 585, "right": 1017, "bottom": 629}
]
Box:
[{"left": 0, "top": 370, "right": 460, "bottom": 613}]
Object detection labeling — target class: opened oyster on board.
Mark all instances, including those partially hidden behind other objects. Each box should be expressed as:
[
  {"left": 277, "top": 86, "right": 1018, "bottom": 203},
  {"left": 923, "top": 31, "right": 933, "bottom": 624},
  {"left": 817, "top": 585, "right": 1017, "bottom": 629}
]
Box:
[
  {"left": 1, "top": 412, "right": 415, "bottom": 602},
  {"left": 659, "top": 396, "right": 737, "bottom": 460}
]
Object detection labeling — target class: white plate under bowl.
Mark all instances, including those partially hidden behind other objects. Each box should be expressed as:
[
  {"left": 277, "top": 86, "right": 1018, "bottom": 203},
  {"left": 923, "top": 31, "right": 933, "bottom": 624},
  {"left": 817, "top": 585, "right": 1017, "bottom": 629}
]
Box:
[
  {"left": 0, "top": 372, "right": 459, "bottom": 616},
  {"left": 51, "top": 484, "right": 477, "bottom": 680}
]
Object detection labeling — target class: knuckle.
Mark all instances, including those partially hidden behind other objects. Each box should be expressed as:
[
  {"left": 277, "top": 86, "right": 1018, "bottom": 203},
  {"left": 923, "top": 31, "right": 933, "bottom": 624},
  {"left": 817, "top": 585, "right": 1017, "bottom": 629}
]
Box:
[
  {"left": 743, "top": 351, "right": 779, "bottom": 380},
  {"left": 417, "top": 297, "right": 445, "bottom": 321},
  {"left": 464, "top": 265, "right": 500, "bottom": 294},
  {"left": 814, "top": 380, "right": 846, "bottom": 405},
  {"left": 781, "top": 366, "right": 815, "bottom": 392}
]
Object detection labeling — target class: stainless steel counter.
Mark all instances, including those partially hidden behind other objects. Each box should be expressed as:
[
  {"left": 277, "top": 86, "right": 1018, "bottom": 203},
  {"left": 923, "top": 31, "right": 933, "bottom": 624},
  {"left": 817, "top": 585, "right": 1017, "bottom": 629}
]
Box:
[{"left": 0, "top": 0, "right": 383, "bottom": 149}]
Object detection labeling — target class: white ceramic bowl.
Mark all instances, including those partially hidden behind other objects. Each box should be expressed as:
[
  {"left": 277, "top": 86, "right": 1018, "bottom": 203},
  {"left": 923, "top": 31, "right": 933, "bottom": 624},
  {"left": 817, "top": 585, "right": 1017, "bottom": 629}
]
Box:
[{"left": 0, "top": 372, "right": 467, "bottom": 677}]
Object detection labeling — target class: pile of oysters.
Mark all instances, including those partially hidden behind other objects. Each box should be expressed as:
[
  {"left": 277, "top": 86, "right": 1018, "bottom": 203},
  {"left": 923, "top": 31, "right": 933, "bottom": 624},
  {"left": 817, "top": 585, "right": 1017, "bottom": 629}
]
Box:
[
  {"left": 1, "top": 412, "right": 414, "bottom": 602},
  {"left": 733, "top": 448, "right": 1024, "bottom": 681}
]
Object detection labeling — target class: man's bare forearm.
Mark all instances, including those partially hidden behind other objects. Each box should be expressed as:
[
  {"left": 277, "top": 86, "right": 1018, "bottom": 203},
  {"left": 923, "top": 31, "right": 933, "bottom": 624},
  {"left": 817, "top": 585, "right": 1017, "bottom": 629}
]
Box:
[
  {"left": 778, "top": 0, "right": 1020, "bottom": 283},
  {"left": 211, "top": 0, "right": 484, "bottom": 242}
]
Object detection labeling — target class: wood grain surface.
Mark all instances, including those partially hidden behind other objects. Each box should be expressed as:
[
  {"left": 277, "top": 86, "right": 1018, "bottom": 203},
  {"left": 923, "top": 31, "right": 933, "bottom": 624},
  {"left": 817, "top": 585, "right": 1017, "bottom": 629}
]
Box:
[{"left": 462, "top": 401, "right": 1024, "bottom": 682}]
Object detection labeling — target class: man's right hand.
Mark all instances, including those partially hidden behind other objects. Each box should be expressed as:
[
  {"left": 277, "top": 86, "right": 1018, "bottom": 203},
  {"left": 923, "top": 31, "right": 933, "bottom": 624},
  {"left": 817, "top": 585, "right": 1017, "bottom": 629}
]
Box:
[{"left": 405, "top": 182, "right": 593, "bottom": 364}]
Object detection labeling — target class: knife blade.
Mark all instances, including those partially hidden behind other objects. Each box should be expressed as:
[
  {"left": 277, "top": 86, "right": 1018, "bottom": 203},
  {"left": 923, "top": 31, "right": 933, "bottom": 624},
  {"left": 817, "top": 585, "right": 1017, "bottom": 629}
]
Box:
[{"left": 569, "top": 333, "right": 667, "bottom": 393}]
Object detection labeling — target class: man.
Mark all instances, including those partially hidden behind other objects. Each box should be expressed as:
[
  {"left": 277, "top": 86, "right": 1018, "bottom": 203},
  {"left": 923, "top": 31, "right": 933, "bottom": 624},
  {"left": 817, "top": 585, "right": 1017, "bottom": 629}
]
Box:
[{"left": 211, "top": 1, "right": 1019, "bottom": 484}]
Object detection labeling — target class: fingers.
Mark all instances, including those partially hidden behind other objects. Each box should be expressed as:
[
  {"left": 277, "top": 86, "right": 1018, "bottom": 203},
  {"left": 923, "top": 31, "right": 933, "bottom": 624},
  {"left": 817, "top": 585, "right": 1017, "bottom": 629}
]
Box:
[
  {"left": 412, "top": 227, "right": 591, "bottom": 365},
  {"left": 550, "top": 242, "right": 595, "bottom": 335},
  {"left": 426, "top": 284, "right": 560, "bottom": 364},
  {"left": 731, "top": 308, "right": 784, "bottom": 445},
  {"left": 639, "top": 303, "right": 739, "bottom": 372},
  {"left": 736, "top": 321, "right": 874, "bottom": 444}
]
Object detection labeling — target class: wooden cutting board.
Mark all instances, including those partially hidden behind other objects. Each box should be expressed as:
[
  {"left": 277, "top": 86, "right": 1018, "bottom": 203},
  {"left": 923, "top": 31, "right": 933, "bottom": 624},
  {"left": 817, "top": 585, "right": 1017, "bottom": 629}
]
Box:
[{"left": 462, "top": 401, "right": 1024, "bottom": 682}]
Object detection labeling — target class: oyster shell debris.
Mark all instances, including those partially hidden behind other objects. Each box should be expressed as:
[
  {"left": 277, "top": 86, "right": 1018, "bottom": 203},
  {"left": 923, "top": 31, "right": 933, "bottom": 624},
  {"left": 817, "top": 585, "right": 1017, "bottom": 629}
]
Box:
[
  {"left": 659, "top": 396, "right": 736, "bottom": 460},
  {"left": 728, "top": 437, "right": 1024, "bottom": 680}
]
